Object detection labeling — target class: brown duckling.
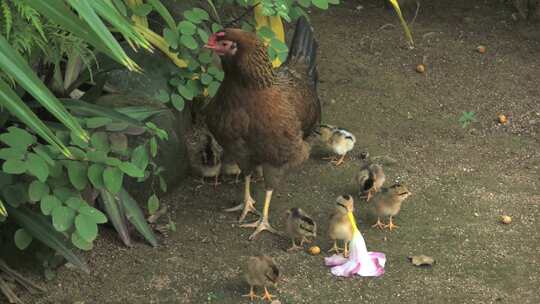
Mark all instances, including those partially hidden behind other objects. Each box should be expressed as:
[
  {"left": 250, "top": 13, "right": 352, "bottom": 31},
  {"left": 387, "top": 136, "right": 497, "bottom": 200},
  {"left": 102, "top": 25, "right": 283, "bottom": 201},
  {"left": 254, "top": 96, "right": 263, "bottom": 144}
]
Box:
[
  {"left": 371, "top": 183, "right": 412, "bottom": 231},
  {"left": 285, "top": 208, "right": 317, "bottom": 252},
  {"left": 328, "top": 195, "right": 354, "bottom": 257},
  {"left": 244, "top": 255, "right": 280, "bottom": 301}
]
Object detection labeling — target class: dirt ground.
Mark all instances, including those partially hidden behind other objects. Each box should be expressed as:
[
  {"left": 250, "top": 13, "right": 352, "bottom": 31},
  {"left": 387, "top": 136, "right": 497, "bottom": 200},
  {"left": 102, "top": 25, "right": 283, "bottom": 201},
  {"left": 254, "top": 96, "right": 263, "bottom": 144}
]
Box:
[{"left": 10, "top": 0, "right": 540, "bottom": 303}]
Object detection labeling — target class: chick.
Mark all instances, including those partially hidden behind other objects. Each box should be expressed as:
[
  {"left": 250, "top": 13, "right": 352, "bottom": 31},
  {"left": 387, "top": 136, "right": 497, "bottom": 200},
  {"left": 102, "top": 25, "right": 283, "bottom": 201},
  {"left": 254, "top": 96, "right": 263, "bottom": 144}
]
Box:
[
  {"left": 221, "top": 153, "right": 242, "bottom": 183},
  {"left": 244, "top": 256, "right": 280, "bottom": 301},
  {"left": 328, "top": 195, "right": 354, "bottom": 257},
  {"left": 316, "top": 125, "right": 356, "bottom": 166},
  {"left": 186, "top": 120, "right": 223, "bottom": 187},
  {"left": 371, "top": 183, "right": 412, "bottom": 231},
  {"left": 353, "top": 163, "right": 386, "bottom": 201},
  {"left": 285, "top": 208, "right": 317, "bottom": 252}
]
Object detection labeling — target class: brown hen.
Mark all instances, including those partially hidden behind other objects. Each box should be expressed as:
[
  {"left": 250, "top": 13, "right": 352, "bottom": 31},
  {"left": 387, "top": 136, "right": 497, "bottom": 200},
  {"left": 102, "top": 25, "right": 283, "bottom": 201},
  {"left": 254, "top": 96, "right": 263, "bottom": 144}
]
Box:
[{"left": 204, "top": 17, "right": 320, "bottom": 240}]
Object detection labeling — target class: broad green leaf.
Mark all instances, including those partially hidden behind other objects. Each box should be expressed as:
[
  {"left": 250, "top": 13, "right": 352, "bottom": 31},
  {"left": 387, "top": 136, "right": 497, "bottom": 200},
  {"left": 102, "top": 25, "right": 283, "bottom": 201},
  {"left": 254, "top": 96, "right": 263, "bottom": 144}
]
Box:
[
  {"left": 0, "top": 148, "right": 26, "bottom": 160},
  {"left": 184, "top": 10, "right": 201, "bottom": 23},
  {"left": 211, "top": 23, "right": 222, "bottom": 33},
  {"left": 197, "top": 29, "right": 210, "bottom": 45},
  {"left": 14, "top": 228, "right": 32, "bottom": 250},
  {"left": 180, "top": 35, "right": 198, "bottom": 50},
  {"left": 78, "top": 205, "right": 107, "bottom": 224},
  {"left": 33, "top": 146, "right": 55, "bottom": 166},
  {"left": 312, "top": 0, "right": 329, "bottom": 9},
  {"left": 207, "top": 66, "right": 221, "bottom": 76},
  {"left": 53, "top": 187, "right": 78, "bottom": 202},
  {"left": 2, "top": 184, "right": 27, "bottom": 207},
  {"left": 207, "top": 81, "right": 221, "bottom": 97},
  {"left": 70, "top": 131, "right": 89, "bottom": 149},
  {"left": 0, "top": 127, "right": 35, "bottom": 149},
  {"left": 298, "top": 0, "right": 312, "bottom": 7},
  {"left": 105, "top": 157, "right": 121, "bottom": 166},
  {"left": 192, "top": 8, "right": 209, "bottom": 20},
  {"left": 150, "top": 137, "right": 158, "bottom": 157},
  {"left": 198, "top": 50, "right": 213, "bottom": 64},
  {"left": 88, "top": 164, "right": 106, "bottom": 189},
  {"left": 67, "top": 146, "right": 87, "bottom": 160},
  {"left": 147, "top": 194, "right": 159, "bottom": 215},
  {"left": 201, "top": 73, "right": 213, "bottom": 85},
  {"left": 178, "top": 21, "right": 196, "bottom": 35},
  {"left": 163, "top": 28, "right": 178, "bottom": 49},
  {"left": 86, "top": 117, "right": 113, "bottom": 129},
  {"left": 0, "top": 35, "right": 88, "bottom": 145},
  {"left": 91, "top": 131, "right": 110, "bottom": 152},
  {"left": 71, "top": 231, "right": 93, "bottom": 251},
  {"left": 2, "top": 159, "right": 26, "bottom": 174},
  {"left": 119, "top": 162, "right": 145, "bottom": 178},
  {"left": 106, "top": 122, "right": 129, "bottom": 132},
  {"left": 171, "top": 94, "right": 185, "bottom": 111},
  {"left": 155, "top": 89, "right": 170, "bottom": 103},
  {"left": 112, "top": 0, "right": 127, "bottom": 16},
  {"left": 28, "top": 180, "right": 50, "bottom": 202},
  {"left": 75, "top": 214, "right": 98, "bottom": 242},
  {"left": 52, "top": 206, "right": 76, "bottom": 232},
  {"left": 131, "top": 145, "right": 149, "bottom": 171},
  {"left": 132, "top": 3, "right": 152, "bottom": 16},
  {"left": 6, "top": 205, "right": 89, "bottom": 273},
  {"left": 119, "top": 188, "right": 158, "bottom": 247},
  {"left": 103, "top": 167, "right": 123, "bottom": 194},
  {"left": 40, "top": 195, "right": 61, "bottom": 216},
  {"left": 87, "top": 150, "right": 108, "bottom": 163},
  {"left": 66, "top": 161, "right": 88, "bottom": 190},
  {"left": 109, "top": 133, "right": 128, "bottom": 153},
  {"left": 147, "top": 0, "right": 176, "bottom": 30},
  {"left": 65, "top": 197, "right": 85, "bottom": 210},
  {"left": 177, "top": 85, "right": 194, "bottom": 100}
]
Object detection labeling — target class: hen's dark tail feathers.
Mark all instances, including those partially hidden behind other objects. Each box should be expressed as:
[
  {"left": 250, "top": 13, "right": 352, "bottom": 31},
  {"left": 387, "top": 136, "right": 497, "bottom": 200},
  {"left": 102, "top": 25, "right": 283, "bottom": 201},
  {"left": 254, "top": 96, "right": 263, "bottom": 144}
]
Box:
[{"left": 286, "top": 16, "right": 319, "bottom": 89}]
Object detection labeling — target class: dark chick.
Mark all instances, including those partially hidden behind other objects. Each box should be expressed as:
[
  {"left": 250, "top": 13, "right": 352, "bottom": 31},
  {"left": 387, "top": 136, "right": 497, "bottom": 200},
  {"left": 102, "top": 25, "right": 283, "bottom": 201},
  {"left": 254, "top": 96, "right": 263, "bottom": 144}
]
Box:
[
  {"left": 285, "top": 208, "right": 317, "bottom": 252},
  {"left": 371, "top": 183, "right": 412, "bottom": 231},
  {"left": 354, "top": 163, "right": 385, "bottom": 201},
  {"left": 186, "top": 120, "right": 222, "bottom": 187},
  {"left": 205, "top": 17, "right": 320, "bottom": 240},
  {"left": 244, "top": 256, "right": 280, "bottom": 301}
]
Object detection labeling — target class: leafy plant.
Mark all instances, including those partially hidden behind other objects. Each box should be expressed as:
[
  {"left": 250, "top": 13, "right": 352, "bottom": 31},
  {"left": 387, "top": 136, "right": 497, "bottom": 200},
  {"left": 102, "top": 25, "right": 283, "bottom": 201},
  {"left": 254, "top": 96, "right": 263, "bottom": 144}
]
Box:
[{"left": 459, "top": 111, "right": 476, "bottom": 128}]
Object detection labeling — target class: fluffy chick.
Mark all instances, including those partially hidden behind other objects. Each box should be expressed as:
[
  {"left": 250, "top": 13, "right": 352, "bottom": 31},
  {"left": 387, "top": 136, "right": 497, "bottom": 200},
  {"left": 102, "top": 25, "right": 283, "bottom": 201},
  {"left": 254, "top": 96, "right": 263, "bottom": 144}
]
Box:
[
  {"left": 316, "top": 125, "right": 356, "bottom": 166},
  {"left": 244, "top": 256, "right": 280, "bottom": 301},
  {"left": 186, "top": 120, "right": 223, "bottom": 187},
  {"left": 328, "top": 195, "right": 354, "bottom": 257},
  {"left": 285, "top": 208, "right": 317, "bottom": 252},
  {"left": 353, "top": 163, "right": 386, "bottom": 201},
  {"left": 221, "top": 152, "right": 242, "bottom": 183},
  {"left": 371, "top": 183, "right": 412, "bottom": 231}
]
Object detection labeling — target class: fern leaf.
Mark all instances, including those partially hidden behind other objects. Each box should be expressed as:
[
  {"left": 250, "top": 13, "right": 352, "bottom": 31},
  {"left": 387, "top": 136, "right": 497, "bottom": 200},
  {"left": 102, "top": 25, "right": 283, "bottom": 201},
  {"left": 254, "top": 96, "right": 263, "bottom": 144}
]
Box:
[{"left": 1, "top": 0, "right": 12, "bottom": 39}]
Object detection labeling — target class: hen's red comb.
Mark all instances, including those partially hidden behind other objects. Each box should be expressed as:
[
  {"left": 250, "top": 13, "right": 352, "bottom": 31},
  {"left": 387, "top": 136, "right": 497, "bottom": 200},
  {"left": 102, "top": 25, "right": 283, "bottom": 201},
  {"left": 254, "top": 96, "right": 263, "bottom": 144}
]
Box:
[{"left": 207, "top": 31, "right": 226, "bottom": 47}]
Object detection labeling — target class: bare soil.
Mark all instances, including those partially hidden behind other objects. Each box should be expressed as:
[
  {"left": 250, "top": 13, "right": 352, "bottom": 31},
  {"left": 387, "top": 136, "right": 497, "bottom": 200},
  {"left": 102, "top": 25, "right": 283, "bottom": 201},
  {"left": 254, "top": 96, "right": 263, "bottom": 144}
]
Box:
[{"left": 10, "top": 0, "right": 540, "bottom": 303}]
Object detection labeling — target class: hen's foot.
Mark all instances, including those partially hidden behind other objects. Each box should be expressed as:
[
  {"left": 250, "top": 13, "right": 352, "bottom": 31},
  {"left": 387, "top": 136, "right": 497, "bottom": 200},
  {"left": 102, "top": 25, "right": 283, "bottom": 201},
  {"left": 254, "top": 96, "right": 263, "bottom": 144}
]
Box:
[
  {"left": 385, "top": 218, "right": 399, "bottom": 231},
  {"left": 331, "top": 155, "right": 346, "bottom": 166},
  {"left": 242, "top": 286, "right": 258, "bottom": 301},
  {"left": 371, "top": 218, "right": 385, "bottom": 230},
  {"left": 300, "top": 237, "right": 312, "bottom": 246},
  {"left": 327, "top": 242, "right": 342, "bottom": 254},
  {"left": 240, "top": 219, "right": 278, "bottom": 241},
  {"left": 224, "top": 196, "right": 259, "bottom": 223},
  {"left": 287, "top": 239, "right": 303, "bottom": 252},
  {"left": 261, "top": 287, "right": 274, "bottom": 301}
]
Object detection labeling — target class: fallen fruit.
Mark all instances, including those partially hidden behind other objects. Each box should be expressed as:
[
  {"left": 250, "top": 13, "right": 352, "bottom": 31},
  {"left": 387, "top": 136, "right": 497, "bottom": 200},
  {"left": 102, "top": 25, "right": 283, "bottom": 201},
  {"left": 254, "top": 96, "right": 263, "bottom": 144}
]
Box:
[
  {"left": 477, "top": 45, "right": 486, "bottom": 53},
  {"left": 308, "top": 246, "right": 320, "bottom": 255},
  {"left": 501, "top": 215, "right": 512, "bottom": 224},
  {"left": 408, "top": 255, "right": 435, "bottom": 266},
  {"left": 498, "top": 114, "right": 508, "bottom": 124},
  {"left": 416, "top": 64, "right": 425, "bottom": 73}
]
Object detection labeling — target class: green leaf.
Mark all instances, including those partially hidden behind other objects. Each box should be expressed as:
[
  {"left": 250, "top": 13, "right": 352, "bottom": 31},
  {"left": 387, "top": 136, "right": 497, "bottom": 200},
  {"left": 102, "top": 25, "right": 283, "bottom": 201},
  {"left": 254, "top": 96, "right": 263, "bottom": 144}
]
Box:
[
  {"left": 67, "top": 146, "right": 87, "bottom": 160},
  {"left": 192, "top": 8, "right": 209, "bottom": 20},
  {"left": 66, "top": 161, "right": 88, "bottom": 191},
  {"left": 312, "top": 0, "right": 329, "bottom": 9},
  {"left": 147, "top": 194, "right": 159, "bottom": 215},
  {"left": 159, "top": 175, "right": 167, "bottom": 192},
  {"left": 298, "top": 0, "right": 312, "bottom": 8},
  {"left": 33, "top": 146, "right": 55, "bottom": 166},
  {"left": 40, "top": 195, "right": 61, "bottom": 216},
  {"left": 149, "top": 137, "right": 158, "bottom": 157},
  {"left": 86, "top": 117, "right": 113, "bottom": 129},
  {"left": 2, "top": 159, "right": 26, "bottom": 174},
  {"left": 105, "top": 157, "right": 121, "bottom": 166},
  {"left": 70, "top": 130, "right": 89, "bottom": 149},
  {"left": 109, "top": 133, "right": 128, "bottom": 153},
  {"left": 147, "top": 0, "right": 176, "bottom": 30},
  {"left": 0, "top": 148, "right": 26, "bottom": 160},
  {"left": 28, "top": 180, "right": 50, "bottom": 202},
  {"left": 52, "top": 206, "right": 76, "bottom": 232},
  {"left": 112, "top": 0, "right": 127, "bottom": 16},
  {"left": 177, "top": 84, "right": 195, "bottom": 100},
  {"left": 171, "top": 94, "right": 185, "bottom": 111},
  {"left": 119, "top": 162, "right": 145, "bottom": 178},
  {"left": 6, "top": 205, "right": 89, "bottom": 273},
  {"left": 99, "top": 189, "right": 132, "bottom": 246},
  {"left": 118, "top": 188, "right": 158, "bottom": 247},
  {"left": 207, "top": 81, "right": 221, "bottom": 97},
  {"left": 103, "top": 166, "right": 123, "bottom": 194},
  {"left": 131, "top": 3, "right": 152, "bottom": 16},
  {"left": 88, "top": 163, "right": 106, "bottom": 189},
  {"left": 207, "top": 66, "right": 220, "bottom": 76},
  {"left": 211, "top": 23, "right": 222, "bottom": 33},
  {"left": 90, "top": 131, "right": 110, "bottom": 152},
  {"left": 53, "top": 187, "right": 78, "bottom": 202},
  {"left": 106, "top": 122, "right": 129, "bottom": 132},
  {"left": 65, "top": 197, "right": 85, "bottom": 210},
  {"left": 178, "top": 20, "right": 196, "bottom": 35},
  {"left": 131, "top": 145, "right": 149, "bottom": 171},
  {"left": 0, "top": 127, "right": 35, "bottom": 149},
  {"left": 71, "top": 231, "right": 93, "bottom": 251},
  {"left": 180, "top": 34, "right": 198, "bottom": 50},
  {"left": 0, "top": 172, "right": 13, "bottom": 188},
  {"left": 14, "top": 228, "right": 32, "bottom": 250},
  {"left": 163, "top": 28, "right": 178, "bottom": 49},
  {"left": 155, "top": 89, "right": 170, "bottom": 103},
  {"left": 78, "top": 205, "right": 107, "bottom": 224},
  {"left": 184, "top": 10, "right": 201, "bottom": 23},
  {"left": 258, "top": 26, "right": 275, "bottom": 39},
  {"left": 2, "top": 184, "right": 27, "bottom": 207},
  {"left": 75, "top": 214, "right": 98, "bottom": 242},
  {"left": 328, "top": 0, "right": 340, "bottom": 4},
  {"left": 197, "top": 29, "right": 210, "bottom": 45},
  {"left": 200, "top": 73, "right": 213, "bottom": 85},
  {"left": 87, "top": 150, "right": 108, "bottom": 163}
]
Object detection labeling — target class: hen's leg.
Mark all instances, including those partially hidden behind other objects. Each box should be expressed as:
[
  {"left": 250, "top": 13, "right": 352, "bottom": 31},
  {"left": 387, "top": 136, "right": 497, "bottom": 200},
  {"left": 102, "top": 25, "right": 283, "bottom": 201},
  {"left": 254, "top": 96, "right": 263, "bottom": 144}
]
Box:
[
  {"left": 242, "top": 286, "right": 258, "bottom": 300},
  {"left": 240, "top": 190, "right": 278, "bottom": 240},
  {"left": 224, "top": 175, "right": 259, "bottom": 222},
  {"left": 261, "top": 286, "right": 274, "bottom": 301},
  {"left": 385, "top": 216, "right": 399, "bottom": 231},
  {"left": 328, "top": 240, "right": 341, "bottom": 254},
  {"left": 343, "top": 240, "right": 349, "bottom": 258}
]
